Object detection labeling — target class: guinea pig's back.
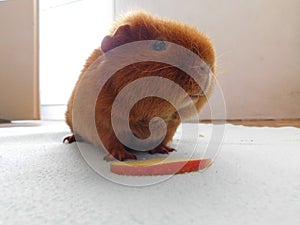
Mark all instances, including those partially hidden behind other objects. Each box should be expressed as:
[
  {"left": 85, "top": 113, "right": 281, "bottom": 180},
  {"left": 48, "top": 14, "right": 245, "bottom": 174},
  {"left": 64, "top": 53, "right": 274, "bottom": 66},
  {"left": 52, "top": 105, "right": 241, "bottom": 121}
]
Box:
[{"left": 65, "top": 48, "right": 103, "bottom": 132}]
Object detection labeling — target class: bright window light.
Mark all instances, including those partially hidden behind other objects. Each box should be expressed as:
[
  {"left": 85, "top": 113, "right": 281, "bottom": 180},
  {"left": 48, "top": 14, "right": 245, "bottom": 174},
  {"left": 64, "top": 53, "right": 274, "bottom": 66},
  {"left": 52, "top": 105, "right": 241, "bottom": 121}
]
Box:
[{"left": 39, "top": 0, "right": 113, "bottom": 119}]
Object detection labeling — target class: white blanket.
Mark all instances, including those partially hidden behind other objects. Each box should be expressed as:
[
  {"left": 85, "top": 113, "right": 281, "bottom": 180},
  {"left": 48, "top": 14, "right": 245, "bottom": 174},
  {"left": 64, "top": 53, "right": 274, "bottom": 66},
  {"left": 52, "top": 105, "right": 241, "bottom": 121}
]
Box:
[{"left": 0, "top": 122, "right": 299, "bottom": 225}]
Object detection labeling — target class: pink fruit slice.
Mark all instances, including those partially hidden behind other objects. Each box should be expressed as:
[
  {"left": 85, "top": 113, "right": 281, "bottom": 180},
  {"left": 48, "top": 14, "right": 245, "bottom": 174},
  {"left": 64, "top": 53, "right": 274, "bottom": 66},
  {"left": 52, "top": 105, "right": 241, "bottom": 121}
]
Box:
[{"left": 111, "top": 158, "right": 212, "bottom": 176}]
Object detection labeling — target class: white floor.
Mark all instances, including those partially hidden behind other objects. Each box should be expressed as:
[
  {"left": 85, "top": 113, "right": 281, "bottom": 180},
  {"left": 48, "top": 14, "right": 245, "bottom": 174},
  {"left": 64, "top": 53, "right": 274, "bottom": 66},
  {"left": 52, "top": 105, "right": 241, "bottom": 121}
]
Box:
[{"left": 0, "top": 122, "right": 299, "bottom": 225}]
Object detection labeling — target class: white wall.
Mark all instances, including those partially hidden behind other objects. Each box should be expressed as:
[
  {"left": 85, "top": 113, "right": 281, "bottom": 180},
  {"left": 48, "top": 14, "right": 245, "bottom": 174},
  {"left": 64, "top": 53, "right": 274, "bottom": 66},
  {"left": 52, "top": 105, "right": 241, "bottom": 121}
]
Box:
[
  {"left": 0, "top": 0, "right": 39, "bottom": 120},
  {"left": 115, "top": 0, "right": 300, "bottom": 119}
]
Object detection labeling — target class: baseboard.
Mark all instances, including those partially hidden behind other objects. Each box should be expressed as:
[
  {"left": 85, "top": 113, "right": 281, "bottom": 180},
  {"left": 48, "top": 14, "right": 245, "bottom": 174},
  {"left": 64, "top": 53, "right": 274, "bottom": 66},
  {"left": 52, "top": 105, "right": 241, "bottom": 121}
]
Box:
[
  {"left": 0, "top": 118, "right": 11, "bottom": 123},
  {"left": 200, "top": 118, "right": 300, "bottom": 128}
]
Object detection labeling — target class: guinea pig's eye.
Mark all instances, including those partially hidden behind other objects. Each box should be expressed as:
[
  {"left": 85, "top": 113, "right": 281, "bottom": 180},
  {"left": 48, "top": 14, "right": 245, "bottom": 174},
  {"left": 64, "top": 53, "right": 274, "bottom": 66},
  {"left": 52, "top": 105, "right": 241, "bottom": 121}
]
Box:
[{"left": 152, "top": 40, "right": 167, "bottom": 51}]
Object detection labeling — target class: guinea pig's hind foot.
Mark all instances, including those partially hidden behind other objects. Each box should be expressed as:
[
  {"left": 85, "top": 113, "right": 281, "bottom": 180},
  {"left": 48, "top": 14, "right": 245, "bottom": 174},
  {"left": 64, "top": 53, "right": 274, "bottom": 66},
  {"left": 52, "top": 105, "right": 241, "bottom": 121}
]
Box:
[
  {"left": 63, "top": 135, "right": 76, "bottom": 143},
  {"left": 149, "top": 145, "right": 176, "bottom": 155},
  {"left": 63, "top": 134, "right": 82, "bottom": 144}
]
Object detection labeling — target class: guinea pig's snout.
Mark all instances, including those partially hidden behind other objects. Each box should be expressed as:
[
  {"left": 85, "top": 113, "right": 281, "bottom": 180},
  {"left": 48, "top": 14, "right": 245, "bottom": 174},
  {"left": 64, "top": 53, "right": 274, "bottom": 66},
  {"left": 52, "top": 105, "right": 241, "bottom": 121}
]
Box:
[
  {"left": 177, "top": 71, "right": 212, "bottom": 110},
  {"left": 189, "top": 65, "right": 212, "bottom": 97},
  {"left": 179, "top": 52, "right": 212, "bottom": 97}
]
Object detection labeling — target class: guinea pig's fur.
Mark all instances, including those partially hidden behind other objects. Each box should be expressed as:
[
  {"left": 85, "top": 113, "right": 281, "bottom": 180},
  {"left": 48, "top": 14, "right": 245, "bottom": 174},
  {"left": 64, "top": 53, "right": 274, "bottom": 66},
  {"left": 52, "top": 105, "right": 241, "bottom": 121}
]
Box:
[{"left": 64, "top": 11, "right": 216, "bottom": 161}]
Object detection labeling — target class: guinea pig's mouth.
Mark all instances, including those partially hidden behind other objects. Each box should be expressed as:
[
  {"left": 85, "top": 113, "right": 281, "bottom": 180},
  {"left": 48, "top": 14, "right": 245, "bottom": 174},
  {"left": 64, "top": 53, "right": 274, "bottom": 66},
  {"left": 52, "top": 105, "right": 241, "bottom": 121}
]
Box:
[
  {"left": 189, "top": 94, "right": 202, "bottom": 99},
  {"left": 179, "top": 93, "right": 201, "bottom": 109},
  {"left": 189, "top": 91, "right": 207, "bottom": 101}
]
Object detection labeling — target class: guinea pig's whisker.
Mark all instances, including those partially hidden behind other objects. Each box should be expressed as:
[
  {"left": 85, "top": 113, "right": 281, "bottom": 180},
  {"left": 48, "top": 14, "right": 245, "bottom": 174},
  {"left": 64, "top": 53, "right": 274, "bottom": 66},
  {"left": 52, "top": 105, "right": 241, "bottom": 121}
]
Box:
[
  {"left": 131, "top": 64, "right": 179, "bottom": 73},
  {"left": 215, "top": 50, "right": 232, "bottom": 61},
  {"left": 213, "top": 51, "right": 233, "bottom": 76},
  {"left": 200, "top": 45, "right": 214, "bottom": 57}
]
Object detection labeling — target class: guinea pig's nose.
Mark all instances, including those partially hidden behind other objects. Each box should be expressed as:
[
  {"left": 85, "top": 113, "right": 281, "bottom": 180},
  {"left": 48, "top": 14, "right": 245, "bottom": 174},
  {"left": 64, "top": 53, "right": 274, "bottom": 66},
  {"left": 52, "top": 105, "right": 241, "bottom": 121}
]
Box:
[
  {"left": 181, "top": 51, "right": 210, "bottom": 72},
  {"left": 191, "top": 66, "right": 212, "bottom": 96}
]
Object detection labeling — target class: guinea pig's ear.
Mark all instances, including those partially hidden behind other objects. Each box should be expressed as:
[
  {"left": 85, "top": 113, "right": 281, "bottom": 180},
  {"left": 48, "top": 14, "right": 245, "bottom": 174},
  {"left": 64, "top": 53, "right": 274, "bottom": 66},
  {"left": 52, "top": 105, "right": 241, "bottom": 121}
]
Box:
[{"left": 101, "top": 24, "right": 132, "bottom": 53}]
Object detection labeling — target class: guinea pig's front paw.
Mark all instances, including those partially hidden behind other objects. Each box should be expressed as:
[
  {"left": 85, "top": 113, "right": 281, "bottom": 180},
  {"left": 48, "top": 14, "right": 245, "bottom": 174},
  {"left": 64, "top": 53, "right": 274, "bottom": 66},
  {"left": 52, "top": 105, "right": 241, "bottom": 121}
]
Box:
[
  {"left": 104, "top": 148, "right": 137, "bottom": 161},
  {"left": 148, "top": 144, "right": 176, "bottom": 155}
]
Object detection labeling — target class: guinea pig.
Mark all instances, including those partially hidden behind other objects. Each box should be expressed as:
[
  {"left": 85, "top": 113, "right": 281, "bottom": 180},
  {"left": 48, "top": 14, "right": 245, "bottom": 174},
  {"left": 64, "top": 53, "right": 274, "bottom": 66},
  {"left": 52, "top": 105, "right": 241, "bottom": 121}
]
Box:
[{"left": 64, "top": 11, "right": 216, "bottom": 161}]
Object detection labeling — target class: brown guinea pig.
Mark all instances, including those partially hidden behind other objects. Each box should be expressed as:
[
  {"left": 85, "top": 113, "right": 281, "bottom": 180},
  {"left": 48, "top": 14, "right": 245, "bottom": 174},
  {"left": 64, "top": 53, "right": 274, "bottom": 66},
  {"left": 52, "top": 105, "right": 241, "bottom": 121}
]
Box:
[{"left": 64, "top": 11, "right": 216, "bottom": 161}]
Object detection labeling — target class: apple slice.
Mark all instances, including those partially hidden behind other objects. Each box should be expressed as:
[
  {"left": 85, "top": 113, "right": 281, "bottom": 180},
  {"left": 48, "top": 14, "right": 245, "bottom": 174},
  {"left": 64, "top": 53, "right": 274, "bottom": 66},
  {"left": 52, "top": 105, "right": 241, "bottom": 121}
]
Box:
[{"left": 110, "top": 158, "right": 212, "bottom": 176}]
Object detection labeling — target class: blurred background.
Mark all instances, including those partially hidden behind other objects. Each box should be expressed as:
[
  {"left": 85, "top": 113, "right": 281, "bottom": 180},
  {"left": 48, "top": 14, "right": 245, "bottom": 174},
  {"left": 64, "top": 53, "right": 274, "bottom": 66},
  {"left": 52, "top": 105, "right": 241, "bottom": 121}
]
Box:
[{"left": 0, "top": 0, "right": 299, "bottom": 121}]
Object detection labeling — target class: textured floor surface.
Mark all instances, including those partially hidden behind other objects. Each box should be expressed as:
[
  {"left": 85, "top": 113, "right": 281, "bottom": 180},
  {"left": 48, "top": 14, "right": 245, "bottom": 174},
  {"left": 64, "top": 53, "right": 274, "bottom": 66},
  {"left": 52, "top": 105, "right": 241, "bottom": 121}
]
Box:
[{"left": 0, "top": 122, "right": 299, "bottom": 225}]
